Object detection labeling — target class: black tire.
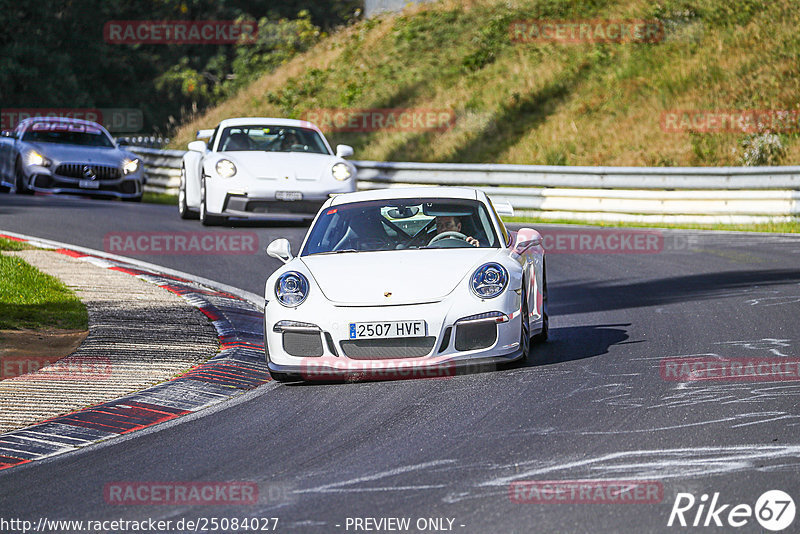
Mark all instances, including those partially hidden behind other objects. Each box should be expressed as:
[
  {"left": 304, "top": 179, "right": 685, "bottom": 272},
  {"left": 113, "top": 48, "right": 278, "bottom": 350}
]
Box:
[
  {"left": 0, "top": 183, "right": 10, "bottom": 193},
  {"left": 14, "top": 160, "right": 33, "bottom": 195},
  {"left": 199, "top": 177, "right": 225, "bottom": 226},
  {"left": 122, "top": 195, "right": 142, "bottom": 202},
  {"left": 519, "top": 288, "right": 531, "bottom": 363},
  {"left": 178, "top": 166, "right": 198, "bottom": 219},
  {"left": 533, "top": 266, "right": 549, "bottom": 343}
]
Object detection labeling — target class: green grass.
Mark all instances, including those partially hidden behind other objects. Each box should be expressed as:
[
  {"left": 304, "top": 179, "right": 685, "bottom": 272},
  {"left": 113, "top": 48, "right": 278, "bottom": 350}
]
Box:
[
  {"left": 0, "top": 253, "right": 88, "bottom": 330},
  {"left": 142, "top": 191, "right": 178, "bottom": 205},
  {"left": 506, "top": 216, "right": 800, "bottom": 233},
  {"left": 173, "top": 0, "right": 800, "bottom": 166},
  {"left": 0, "top": 237, "right": 33, "bottom": 251}
]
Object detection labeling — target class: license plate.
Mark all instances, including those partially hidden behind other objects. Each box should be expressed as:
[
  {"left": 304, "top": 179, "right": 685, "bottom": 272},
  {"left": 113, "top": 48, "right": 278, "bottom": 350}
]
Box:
[
  {"left": 276, "top": 191, "right": 302, "bottom": 201},
  {"left": 349, "top": 320, "right": 426, "bottom": 339},
  {"left": 79, "top": 180, "right": 100, "bottom": 189}
]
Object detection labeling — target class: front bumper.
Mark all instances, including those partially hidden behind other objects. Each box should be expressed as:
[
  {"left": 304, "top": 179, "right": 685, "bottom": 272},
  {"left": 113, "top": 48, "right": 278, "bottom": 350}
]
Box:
[
  {"left": 204, "top": 174, "right": 356, "bottom": 219},
  {"left": 264, "top": 291, "right": 527, "bottom": 382},
  {"left": 266, "top": 349, "right": 524, "bottom": 381},
  {"left": 220, "top": 193, "right": 328, "bottom": 219},
  {"left": 27, "top": 167, "right": 143, "bottom": 199}
]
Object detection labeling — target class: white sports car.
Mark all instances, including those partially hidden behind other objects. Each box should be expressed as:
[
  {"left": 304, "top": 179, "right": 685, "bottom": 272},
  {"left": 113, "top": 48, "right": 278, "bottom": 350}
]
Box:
[
  {"left": 263, "top": 187, "right": 548, "bottom": 382},
  {"left": 179, "top": 117, "right": 357, "bottom": 225}
]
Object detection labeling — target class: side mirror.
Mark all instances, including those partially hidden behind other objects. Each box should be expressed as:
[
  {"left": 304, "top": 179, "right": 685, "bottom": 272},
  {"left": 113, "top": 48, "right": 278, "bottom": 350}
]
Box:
[
  {"left": 515, "top": 228, "right": 542, "bottom": 253},
  {"left": 335, "top": 144, "right": 354, "bottom": 158},
  {"left": 188, "top": 140, "right": 207, "bottom": 152},
  {"left": 266, "top": 238, "right": 293, "bottom": 263}
]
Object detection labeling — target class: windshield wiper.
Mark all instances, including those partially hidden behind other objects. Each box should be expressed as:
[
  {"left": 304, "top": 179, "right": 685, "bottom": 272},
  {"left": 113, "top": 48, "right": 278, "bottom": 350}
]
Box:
[{"left": 314, "top": 249, "right": 359, "bottom": 255}]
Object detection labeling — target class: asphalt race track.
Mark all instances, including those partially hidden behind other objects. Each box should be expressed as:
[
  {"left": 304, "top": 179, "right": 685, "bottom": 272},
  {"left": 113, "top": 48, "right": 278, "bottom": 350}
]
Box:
[{"left": 1, "top": 194, "right": 800, "bottom": 533}]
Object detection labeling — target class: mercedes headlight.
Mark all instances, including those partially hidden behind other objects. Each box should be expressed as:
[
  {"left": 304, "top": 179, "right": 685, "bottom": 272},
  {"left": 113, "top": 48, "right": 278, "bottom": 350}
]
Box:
[
  {"left": 215, "top": 159, "right": 237, "bottom": 178},
  {"left": 122, "top": 158, "right": 139, "bottom": 175},
  {"left": 331, "top": 162, "right": 352, "bottom": 181},
  {"left": 26, "top": 150, "right": 51, "bottom": 167},
  {"left": 470, "top": 263, "right": 508, "bottom": 299},
  {"left": 275, "top": 271, "right": 309, "bottom": 307}
]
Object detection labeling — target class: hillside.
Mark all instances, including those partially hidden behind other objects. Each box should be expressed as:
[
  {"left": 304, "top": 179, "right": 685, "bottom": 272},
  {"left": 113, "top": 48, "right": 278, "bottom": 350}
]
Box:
[{"left": 171, "top": 0, "right": 800, "bottom": 167}]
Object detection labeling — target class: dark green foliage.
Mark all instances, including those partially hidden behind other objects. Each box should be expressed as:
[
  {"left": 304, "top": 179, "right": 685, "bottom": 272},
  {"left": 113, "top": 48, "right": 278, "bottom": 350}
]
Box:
[{"left": 0, "top": 0, "right": 359, "bottom": 134}]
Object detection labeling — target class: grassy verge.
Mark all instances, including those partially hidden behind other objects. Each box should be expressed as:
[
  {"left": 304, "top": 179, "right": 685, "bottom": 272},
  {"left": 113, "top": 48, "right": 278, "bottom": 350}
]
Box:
[
  {"left": 172, "top": 0, "right": 800, "bottom": 167},
  {"left": 506, "top": 216, "right": 800, "bottom": 233},
  {"left": 0, "top": 237, "right": 33, "bottom": 251},
  {"left": 0, "top": 239, "right": 88, "bottom": 330},
  {"left": 142, "top": 191, "right": 178, "bottom": 205}
]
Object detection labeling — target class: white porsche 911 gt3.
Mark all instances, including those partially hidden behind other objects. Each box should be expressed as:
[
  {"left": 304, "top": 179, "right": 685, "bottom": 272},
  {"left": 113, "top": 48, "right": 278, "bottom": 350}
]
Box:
[
  {"left": 263, "top": 186, "right": 548, "bottom": 382},
  {"left": 179, "top": 117, "right": 356, "bottom": 225}
]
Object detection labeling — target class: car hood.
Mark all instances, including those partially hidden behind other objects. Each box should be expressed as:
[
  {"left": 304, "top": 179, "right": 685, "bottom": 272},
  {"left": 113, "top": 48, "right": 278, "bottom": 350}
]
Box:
[
  {"left": 24, "top": 142, "right": 129, "bottom": 165},
  {"left": 300, "top": 248, "right": 499, "bottom": 305},
  {"left": 217, "top": 151, "right": 339, "bottom": 180}
]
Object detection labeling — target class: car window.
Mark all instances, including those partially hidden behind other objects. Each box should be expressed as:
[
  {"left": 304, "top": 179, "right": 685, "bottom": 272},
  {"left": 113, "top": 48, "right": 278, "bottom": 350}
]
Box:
[
  {"left": 21, "top": 122, "right": 115, "bottom": 147},
  {"left": 302, "top": 198, "right": 499, "bottom": 255},
  {"left": 218, "top": 125, "right": 329, "bottom": 154},
  {"left": 487, "top": 197, "right": 511, "bottom": 246},
  {"left": 208, "top": 126, "right": 219, "bottom": 151}
]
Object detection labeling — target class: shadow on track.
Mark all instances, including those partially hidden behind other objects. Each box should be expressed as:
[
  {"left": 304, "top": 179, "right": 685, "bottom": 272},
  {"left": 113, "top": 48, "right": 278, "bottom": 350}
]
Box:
[
  {"left": 524, "top": 323, "right": 630, "bottom": 368},
  {"left": 552, "top": 269, "right": 800, "bottom": 315}
]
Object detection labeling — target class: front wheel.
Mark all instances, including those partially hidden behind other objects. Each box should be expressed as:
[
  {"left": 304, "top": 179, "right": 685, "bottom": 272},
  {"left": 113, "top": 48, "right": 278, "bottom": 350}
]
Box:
[
  {"left": 178, "top": 166, "right": 198, "bottom": 219},
  {"left": 533, "top": 267, "right": 549, "bottom": 343},
  {"left": 199, "top": 177, "right": 225, "bottom": 226},
  {"left": 15, "top": 161, "right": 33, "bottom": 195},
  {"left": 519, "top": 289, "right": 531, "bottom": 363}
]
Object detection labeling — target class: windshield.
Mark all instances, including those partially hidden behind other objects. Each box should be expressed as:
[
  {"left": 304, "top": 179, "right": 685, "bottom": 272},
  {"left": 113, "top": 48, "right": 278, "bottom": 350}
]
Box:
[
  {"left": 217, "top": 125, "right": 329, "bottom": 154},
  {"left": 21, "top": 122, "right": 115, "bottom": 147},
  {"left": 302, "top": 198, "right": 500, "bottom": 255}
]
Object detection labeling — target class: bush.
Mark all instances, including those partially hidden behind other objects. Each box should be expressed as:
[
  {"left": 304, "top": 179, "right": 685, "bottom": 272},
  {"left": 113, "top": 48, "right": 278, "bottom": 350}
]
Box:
[{"left": 739, "top": 133, "right": 786, "bottom": 166}]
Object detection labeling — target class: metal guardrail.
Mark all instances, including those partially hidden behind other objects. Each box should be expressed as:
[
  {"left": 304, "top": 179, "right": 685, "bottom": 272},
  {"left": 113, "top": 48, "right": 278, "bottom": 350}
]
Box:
[
  {"left": 130, "top": 146, "right": 800, "bottom": 224},
  {"left": 131, "top": 147, "right": 184, "bottom": 196}
]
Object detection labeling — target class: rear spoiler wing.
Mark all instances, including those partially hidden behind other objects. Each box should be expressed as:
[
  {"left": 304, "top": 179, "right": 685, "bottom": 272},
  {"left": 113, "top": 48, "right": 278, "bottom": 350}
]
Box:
[{"left": 196, "top": 129, "right": 214, "bottom": 140}]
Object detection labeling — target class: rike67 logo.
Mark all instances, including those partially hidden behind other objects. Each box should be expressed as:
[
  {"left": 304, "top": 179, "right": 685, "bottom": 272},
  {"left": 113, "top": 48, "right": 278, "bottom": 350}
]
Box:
[{"left": 668, "top": 490, "right": 795, "bottom": 531}]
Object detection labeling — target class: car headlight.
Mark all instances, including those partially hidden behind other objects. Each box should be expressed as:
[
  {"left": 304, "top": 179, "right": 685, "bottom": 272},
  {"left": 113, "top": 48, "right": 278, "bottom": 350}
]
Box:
[
  {"left": 331, "top": 162, "right": 352, "bottom": 181},
  {"left": 470, "top": 263, "right": 508, "bottom": 299},
  {"left": 275, "top": 271, "right": 309, "bottom": 307},
  {"left": 26, "top": 150, "right": 51, "bottom": 167},
  {"left": 215, "top": 159, "right": 237, "bottom": 178},
  {"left": 122, "top": 158, "right": 139, "bottom": 175}
]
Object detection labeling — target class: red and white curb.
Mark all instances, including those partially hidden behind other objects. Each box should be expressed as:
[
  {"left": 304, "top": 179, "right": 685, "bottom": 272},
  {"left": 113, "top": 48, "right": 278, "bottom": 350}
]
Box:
[{"left": 0, "top": 231, "right": 270, "bottom": 471}]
